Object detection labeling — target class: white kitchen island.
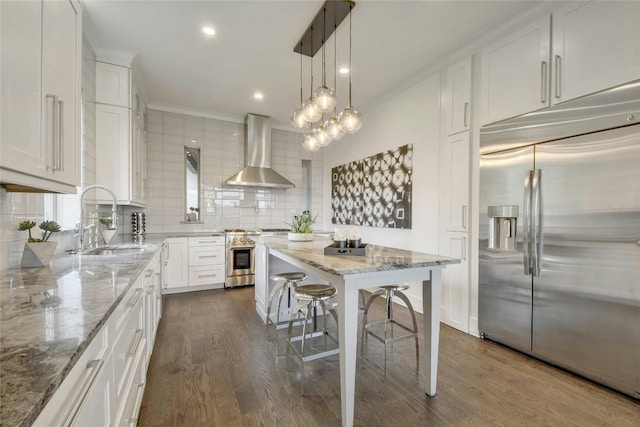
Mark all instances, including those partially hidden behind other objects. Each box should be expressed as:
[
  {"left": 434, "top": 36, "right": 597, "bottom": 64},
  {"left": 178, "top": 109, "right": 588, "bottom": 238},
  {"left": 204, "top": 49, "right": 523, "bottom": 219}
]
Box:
[{"left": 254, "top": 235, "right": 460, "bottom": 427}]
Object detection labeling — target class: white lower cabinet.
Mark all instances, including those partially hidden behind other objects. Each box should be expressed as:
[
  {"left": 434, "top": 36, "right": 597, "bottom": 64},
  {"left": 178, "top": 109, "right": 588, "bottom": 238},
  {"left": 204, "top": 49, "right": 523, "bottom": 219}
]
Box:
[
  {"left": 162, "top": 238, "right": 188, "bottom": 290},
  {"left": 439, "top": 231, "right": 469, "bottom": 333},
  {"left": 33, "top": 252, "right": 161, "bottom": 426},
  {"left": 163, "top": 236, "right": 225, "bottom": 293}
]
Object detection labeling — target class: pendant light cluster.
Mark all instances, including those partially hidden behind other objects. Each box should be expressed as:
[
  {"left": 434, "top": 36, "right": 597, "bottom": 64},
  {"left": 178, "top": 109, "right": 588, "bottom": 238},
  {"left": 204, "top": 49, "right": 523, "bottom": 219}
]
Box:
[{"left": 290, "top": 2, "right": 362, "bottom": 152}]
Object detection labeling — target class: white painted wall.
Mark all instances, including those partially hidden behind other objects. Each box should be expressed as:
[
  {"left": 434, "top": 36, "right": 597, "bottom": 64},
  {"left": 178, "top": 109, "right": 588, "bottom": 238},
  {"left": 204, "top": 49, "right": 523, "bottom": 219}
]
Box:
[{"left": 322, "top": 73, "right": 441, "bottom": 308}]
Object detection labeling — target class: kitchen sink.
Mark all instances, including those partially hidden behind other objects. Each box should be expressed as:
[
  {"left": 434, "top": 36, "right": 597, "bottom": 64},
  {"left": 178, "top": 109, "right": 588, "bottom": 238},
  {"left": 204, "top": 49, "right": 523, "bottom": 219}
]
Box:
[{"left": 82, "top": 245, "right": 149, "bottom": 256}]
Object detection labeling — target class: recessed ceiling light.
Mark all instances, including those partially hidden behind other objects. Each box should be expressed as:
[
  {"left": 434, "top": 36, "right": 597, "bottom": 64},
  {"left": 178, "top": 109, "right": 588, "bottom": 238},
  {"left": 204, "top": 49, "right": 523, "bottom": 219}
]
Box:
[
  {"left": 253, "top": 92, "right": 264, "bottom": 100},
  {"left": 202, "top": 26, "right": 215, "bottom": 36},
  {"left": 191, "top": 140, "right": 196, "bottom": 143},
  {"left": 339, "top": 67, "right": 350, "bottom": 75}
]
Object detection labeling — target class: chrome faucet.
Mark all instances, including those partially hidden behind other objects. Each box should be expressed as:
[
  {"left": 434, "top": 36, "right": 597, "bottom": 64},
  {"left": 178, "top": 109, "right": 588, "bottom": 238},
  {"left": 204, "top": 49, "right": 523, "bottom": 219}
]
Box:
[{"left": 79, "top": 184, "right": 118, "bottom": 251}]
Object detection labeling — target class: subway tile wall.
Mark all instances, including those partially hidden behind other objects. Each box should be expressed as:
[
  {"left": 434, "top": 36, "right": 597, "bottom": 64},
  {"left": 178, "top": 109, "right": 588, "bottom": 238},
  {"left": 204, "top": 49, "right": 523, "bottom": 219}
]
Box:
[
  {"left": 0, "top": 36, "right": 97, "bottom": 271},
  {"left": 139, "top": 110, "right": 324, "bottom": 233}
]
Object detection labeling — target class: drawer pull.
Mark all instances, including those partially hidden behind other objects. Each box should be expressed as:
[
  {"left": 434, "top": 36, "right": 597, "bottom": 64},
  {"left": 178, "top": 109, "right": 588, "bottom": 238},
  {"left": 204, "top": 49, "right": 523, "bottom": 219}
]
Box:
[
  {"left": 127, "top": 382, "right": 146, "bottom": 426},
  {"left": 61, "top": 359, "right": 104, "bottom": 426},
  {"left": 127, "top": 288, "right": 143, "bottom": 307},
  {"left": 127, "top": 329, "right": 144, "bottom": 357},
  {"left": 198, "top": 255, "right": 217, "bottom": 258},
  {"left": 198, "top": 274, "right": 217, "bottom": 278}
]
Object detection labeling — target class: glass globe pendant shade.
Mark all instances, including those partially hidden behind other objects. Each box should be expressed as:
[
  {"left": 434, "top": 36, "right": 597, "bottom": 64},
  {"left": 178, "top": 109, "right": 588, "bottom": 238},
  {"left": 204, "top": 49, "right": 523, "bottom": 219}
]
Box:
[
  {"left": 314, "top": 125, "right": 331, "bottom": 147},
  {"left": 338, "top": 106, "right": 363, "bottom": 134},
  {"left": 313, "top": 86, "right": 337, "bottom": 113},
  {"left": 300, "top": 97, "right": 322, "bottom": 123},
  {"left": 302, "top": 132, "right": 320, "bottom": 151},
  {"left": 290, "top": 109, "right": 311, "bottom": 129},
  {"left": 324, "top": 116, "right": 344, "bottom": 141}
]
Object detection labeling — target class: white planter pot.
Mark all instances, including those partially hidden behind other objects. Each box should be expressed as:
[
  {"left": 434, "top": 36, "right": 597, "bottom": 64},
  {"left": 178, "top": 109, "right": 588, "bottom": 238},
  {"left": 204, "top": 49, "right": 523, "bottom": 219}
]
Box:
[
  {"left": 288, "top": 232, "right": 314, "bottom": 241},
  {"left": 102, "top": 229, "right": 117, "bottom": 244},
  {"left": 21, "top": 241, "right": 57, "bottom": 268}
]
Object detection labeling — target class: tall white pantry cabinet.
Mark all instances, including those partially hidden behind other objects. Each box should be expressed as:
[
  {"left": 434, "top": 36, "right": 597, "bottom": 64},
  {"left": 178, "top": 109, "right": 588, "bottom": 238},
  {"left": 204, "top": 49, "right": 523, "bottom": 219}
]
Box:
[
  {"left": 0, "top": 0, "right": 82, "bottom": 193},
  {"left": 439, "top": 58, "right": 472, "bottom": 334},
  {"left": 95, "top": 60, "right": 148, "bottom": 206}
]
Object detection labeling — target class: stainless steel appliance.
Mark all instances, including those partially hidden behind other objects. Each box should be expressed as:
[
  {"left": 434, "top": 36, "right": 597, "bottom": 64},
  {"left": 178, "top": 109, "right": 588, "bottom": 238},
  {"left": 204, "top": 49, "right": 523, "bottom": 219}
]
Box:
[
  {"left": 479, "top": 81, "right": 640, "bottom": 399},
  {"left": 225, "top": 229, "right": 256, "bottom": 288}
]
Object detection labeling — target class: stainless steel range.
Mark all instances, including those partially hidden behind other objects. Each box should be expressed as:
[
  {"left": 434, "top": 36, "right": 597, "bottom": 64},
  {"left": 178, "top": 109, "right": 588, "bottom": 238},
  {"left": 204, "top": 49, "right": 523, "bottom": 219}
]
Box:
[{"left": 224, "top": 229, "right": 257, "bottom": 288}]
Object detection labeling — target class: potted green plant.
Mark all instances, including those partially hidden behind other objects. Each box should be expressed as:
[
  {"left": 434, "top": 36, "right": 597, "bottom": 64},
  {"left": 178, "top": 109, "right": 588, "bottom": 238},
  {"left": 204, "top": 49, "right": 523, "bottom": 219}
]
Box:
[
  {"left": 99, "top": 217, "right": 117, "bottom": 244},
  {"left": 187, "top": 207, "right": 199, "bottom": 221},
  {"left": 18, "top": 220, "right": 61, "bottom": 267},
  {"left": 286, "top": 210, "right": 318, "bottom": 241}
]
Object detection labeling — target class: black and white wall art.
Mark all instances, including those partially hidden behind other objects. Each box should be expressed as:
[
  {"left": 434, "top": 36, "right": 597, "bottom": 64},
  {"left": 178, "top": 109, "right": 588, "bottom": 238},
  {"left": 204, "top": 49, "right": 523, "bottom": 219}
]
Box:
[{"left": 331, "top": 144, "right": 412, "bottom": 229}]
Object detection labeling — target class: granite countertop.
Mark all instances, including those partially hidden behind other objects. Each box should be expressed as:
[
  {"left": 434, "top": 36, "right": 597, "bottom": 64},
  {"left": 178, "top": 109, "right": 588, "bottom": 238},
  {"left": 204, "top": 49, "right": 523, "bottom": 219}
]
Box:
[
  {"left": 256, "top": 235, "right": 460, "bottom": 276},
  {"left": 0, "top": 236, "right": 167, "bottom": 427}
]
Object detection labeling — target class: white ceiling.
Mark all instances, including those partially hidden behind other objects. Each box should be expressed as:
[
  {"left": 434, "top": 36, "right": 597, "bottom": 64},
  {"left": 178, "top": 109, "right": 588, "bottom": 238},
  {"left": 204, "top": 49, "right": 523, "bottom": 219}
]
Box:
[{"left": 81, "top": 0, "right": 541, "bottom": 129}]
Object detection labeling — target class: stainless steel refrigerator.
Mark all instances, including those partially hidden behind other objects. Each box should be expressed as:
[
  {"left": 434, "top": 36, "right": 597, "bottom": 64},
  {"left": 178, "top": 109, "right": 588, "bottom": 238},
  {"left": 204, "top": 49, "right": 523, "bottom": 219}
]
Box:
[{"left": 478, "top": 81, "right": 640, "bottom": 399}]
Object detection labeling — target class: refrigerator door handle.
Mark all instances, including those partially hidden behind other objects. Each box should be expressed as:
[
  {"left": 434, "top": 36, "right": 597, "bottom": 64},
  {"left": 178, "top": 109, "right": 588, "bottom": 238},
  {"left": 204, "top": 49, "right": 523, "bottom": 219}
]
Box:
[
  {"left": 523, "top": 170, "right": 533, "bottom": 275},
  {"left": 531, "top": 169, "right": 543, "bottom": 276}
]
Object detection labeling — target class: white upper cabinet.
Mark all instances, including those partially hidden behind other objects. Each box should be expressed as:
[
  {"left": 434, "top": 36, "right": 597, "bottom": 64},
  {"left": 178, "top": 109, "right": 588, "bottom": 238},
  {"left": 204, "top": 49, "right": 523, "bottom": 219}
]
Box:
[
  {"left": 442, "top": 58, "right": 472, "bottom": 135},
  {"left": 0, "top": 0, "right": 82, "bottom": 193},
  {"left": 96, "top": 62, "right": 130, "bottom": 107},
  {"left": 551, "top": 1, "right": 640, "bottom": 104},
  {"left": 480, "top": 16, "right": 551, "bottom": 125},
  {"left": 481, "top": 1, "right": 640, "bottom": 125}
]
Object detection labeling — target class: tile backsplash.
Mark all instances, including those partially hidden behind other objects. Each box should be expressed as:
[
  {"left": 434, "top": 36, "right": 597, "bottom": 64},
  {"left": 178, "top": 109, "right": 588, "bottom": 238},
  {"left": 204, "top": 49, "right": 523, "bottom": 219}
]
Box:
[{"left": 142, "top": 110, "right": 324, "bottom": 234}]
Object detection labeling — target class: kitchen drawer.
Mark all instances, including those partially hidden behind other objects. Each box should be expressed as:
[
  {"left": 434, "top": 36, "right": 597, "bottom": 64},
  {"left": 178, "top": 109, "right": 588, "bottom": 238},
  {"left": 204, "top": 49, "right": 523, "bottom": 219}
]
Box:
[
  {"left": 188, "top": 246, "right": 225, "bottom": 266},
  {"left": 112, "top": 294, "right": 144, "bottom": 401},
  {"left": 189, "top": 265, "right": 225, "bottom": 286},
  {"left": 189, "top": 236, "right": 224, "bottom": 247},
  {"left": 115, "top": 338, "right": 147, "bottom": 427},
  {"left": 112, "top": 282, "right": 144, "bottom": 333}
]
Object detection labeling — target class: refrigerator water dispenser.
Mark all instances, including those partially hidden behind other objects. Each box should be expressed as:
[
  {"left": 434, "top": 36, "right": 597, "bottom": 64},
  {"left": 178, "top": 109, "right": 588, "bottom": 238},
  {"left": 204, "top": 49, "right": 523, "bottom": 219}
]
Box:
[{"left": 488, "top": 205, "right": 518, "bottom": 251}]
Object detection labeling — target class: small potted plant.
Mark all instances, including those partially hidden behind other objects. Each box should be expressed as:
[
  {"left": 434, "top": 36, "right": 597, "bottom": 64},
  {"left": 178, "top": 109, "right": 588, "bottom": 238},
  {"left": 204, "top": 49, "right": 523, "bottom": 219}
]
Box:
[
  {"left": 99, "top": 218, "right": 117, "bottom": 244},
  {"left": 187, "top": 207, "right": 199, "bottom": 221},
  {"left": 286, "top": 210, "right": 317, "bottom": 241},
  {"left": 18, "top": 220, "right": 61, "bottom": 267}
]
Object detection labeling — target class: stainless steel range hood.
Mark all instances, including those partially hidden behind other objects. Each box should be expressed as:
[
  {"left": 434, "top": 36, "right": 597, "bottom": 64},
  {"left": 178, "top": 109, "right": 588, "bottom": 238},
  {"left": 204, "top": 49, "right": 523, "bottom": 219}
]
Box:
[{"left": 225, "top": 114, "right": 295, "bottom": 189}]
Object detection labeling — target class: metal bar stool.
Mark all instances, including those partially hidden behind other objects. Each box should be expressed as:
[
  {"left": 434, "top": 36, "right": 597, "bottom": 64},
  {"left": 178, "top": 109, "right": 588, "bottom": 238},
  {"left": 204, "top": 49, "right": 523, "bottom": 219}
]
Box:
[
  {"left": 286, "top": 284, "right": 339, "bottom": 394},
  {"left": 361, "top": 284, "right": 419, "bottom": 375},
  {"left": 266, "top": 272, "right": 307, "bottom": 356}
]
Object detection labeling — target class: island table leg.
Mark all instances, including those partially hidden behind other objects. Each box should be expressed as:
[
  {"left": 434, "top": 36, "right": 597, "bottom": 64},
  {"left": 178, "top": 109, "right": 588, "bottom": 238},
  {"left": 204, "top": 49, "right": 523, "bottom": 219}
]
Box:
[
  {"left": 337, "top": 284, "right": 359, "bottom": 427},
  {"left": 422, "top": 268, "right": 442, "bottom": 396}
]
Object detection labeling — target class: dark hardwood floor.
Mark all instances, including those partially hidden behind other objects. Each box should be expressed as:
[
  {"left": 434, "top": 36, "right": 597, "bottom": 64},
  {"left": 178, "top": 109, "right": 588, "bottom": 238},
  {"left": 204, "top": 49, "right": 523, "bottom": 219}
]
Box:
[{"left": 138, "top": 287, "right": 640, "bottom": 427}]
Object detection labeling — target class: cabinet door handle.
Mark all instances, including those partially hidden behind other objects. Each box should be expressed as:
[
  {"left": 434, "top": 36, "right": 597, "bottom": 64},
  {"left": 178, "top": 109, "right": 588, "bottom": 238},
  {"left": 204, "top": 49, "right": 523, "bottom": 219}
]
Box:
[
  {"left": 45, "top": 94, "right": 59, "bottom": 170},
  {"left": 127, "top": 382, "right": 146, "bottom": 426},
  {"left": 56, "top": 100, "right": 64, "bottom": 171},
  {"left": 540, "top": 61, "right": 548, "bottom": 104},
  {"left": 128, "top": 288, "right": 143, "bottom": 307},
  {"left": 463, "top": 102, "right": 469, "bottom": 127},
  {"left": 554, "top": 55, "right": 562, "bottom": 99},
  {"left": 462, "top": 205, "right": 467, "bottom": 229},
  {"left": 127, "top": 329, "right": 144, "bottom": 357},
  {"left": 61, "top": 359, "right": 104, "bottom": 426},
  {"left": 461, "top": 237, "right": 467, "bottom": 260}
]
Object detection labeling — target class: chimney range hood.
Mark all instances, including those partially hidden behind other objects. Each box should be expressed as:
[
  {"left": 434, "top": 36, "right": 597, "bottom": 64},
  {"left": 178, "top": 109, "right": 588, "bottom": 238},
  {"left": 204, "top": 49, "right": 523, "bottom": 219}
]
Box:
[{"left": 225, "top": 114, "right": 295, "bottom": 189}]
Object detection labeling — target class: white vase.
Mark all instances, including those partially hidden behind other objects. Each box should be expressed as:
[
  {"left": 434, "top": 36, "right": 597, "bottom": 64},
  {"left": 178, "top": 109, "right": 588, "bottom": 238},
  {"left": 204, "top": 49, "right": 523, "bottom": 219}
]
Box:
[
  {"left": 21, "top": 241, "right": 57, "bottom": 268},
  {"left": 288, "top": 232, "right": 314, "bottom": 241},
  {"left": 102, "top": 229, "right": 117, "bottom": 244}
]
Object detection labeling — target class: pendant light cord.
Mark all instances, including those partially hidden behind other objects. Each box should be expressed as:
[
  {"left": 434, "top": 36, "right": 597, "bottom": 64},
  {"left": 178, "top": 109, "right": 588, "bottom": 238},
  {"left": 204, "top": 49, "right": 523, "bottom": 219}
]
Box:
[
  {"left": 310, "top": 25, "right": 314, "bottom": 98},
  {"left": 348, "top": 5, "right": 353, "bottom": 107},
  {"left": 333, "top": 23, "right": 338, "bottom": 115},
  {"left": 299, "top": 43, "right": 303, "bottom": 104},
  {"left": 322, "top": 7, "right": 327, "bottom": 86}
]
